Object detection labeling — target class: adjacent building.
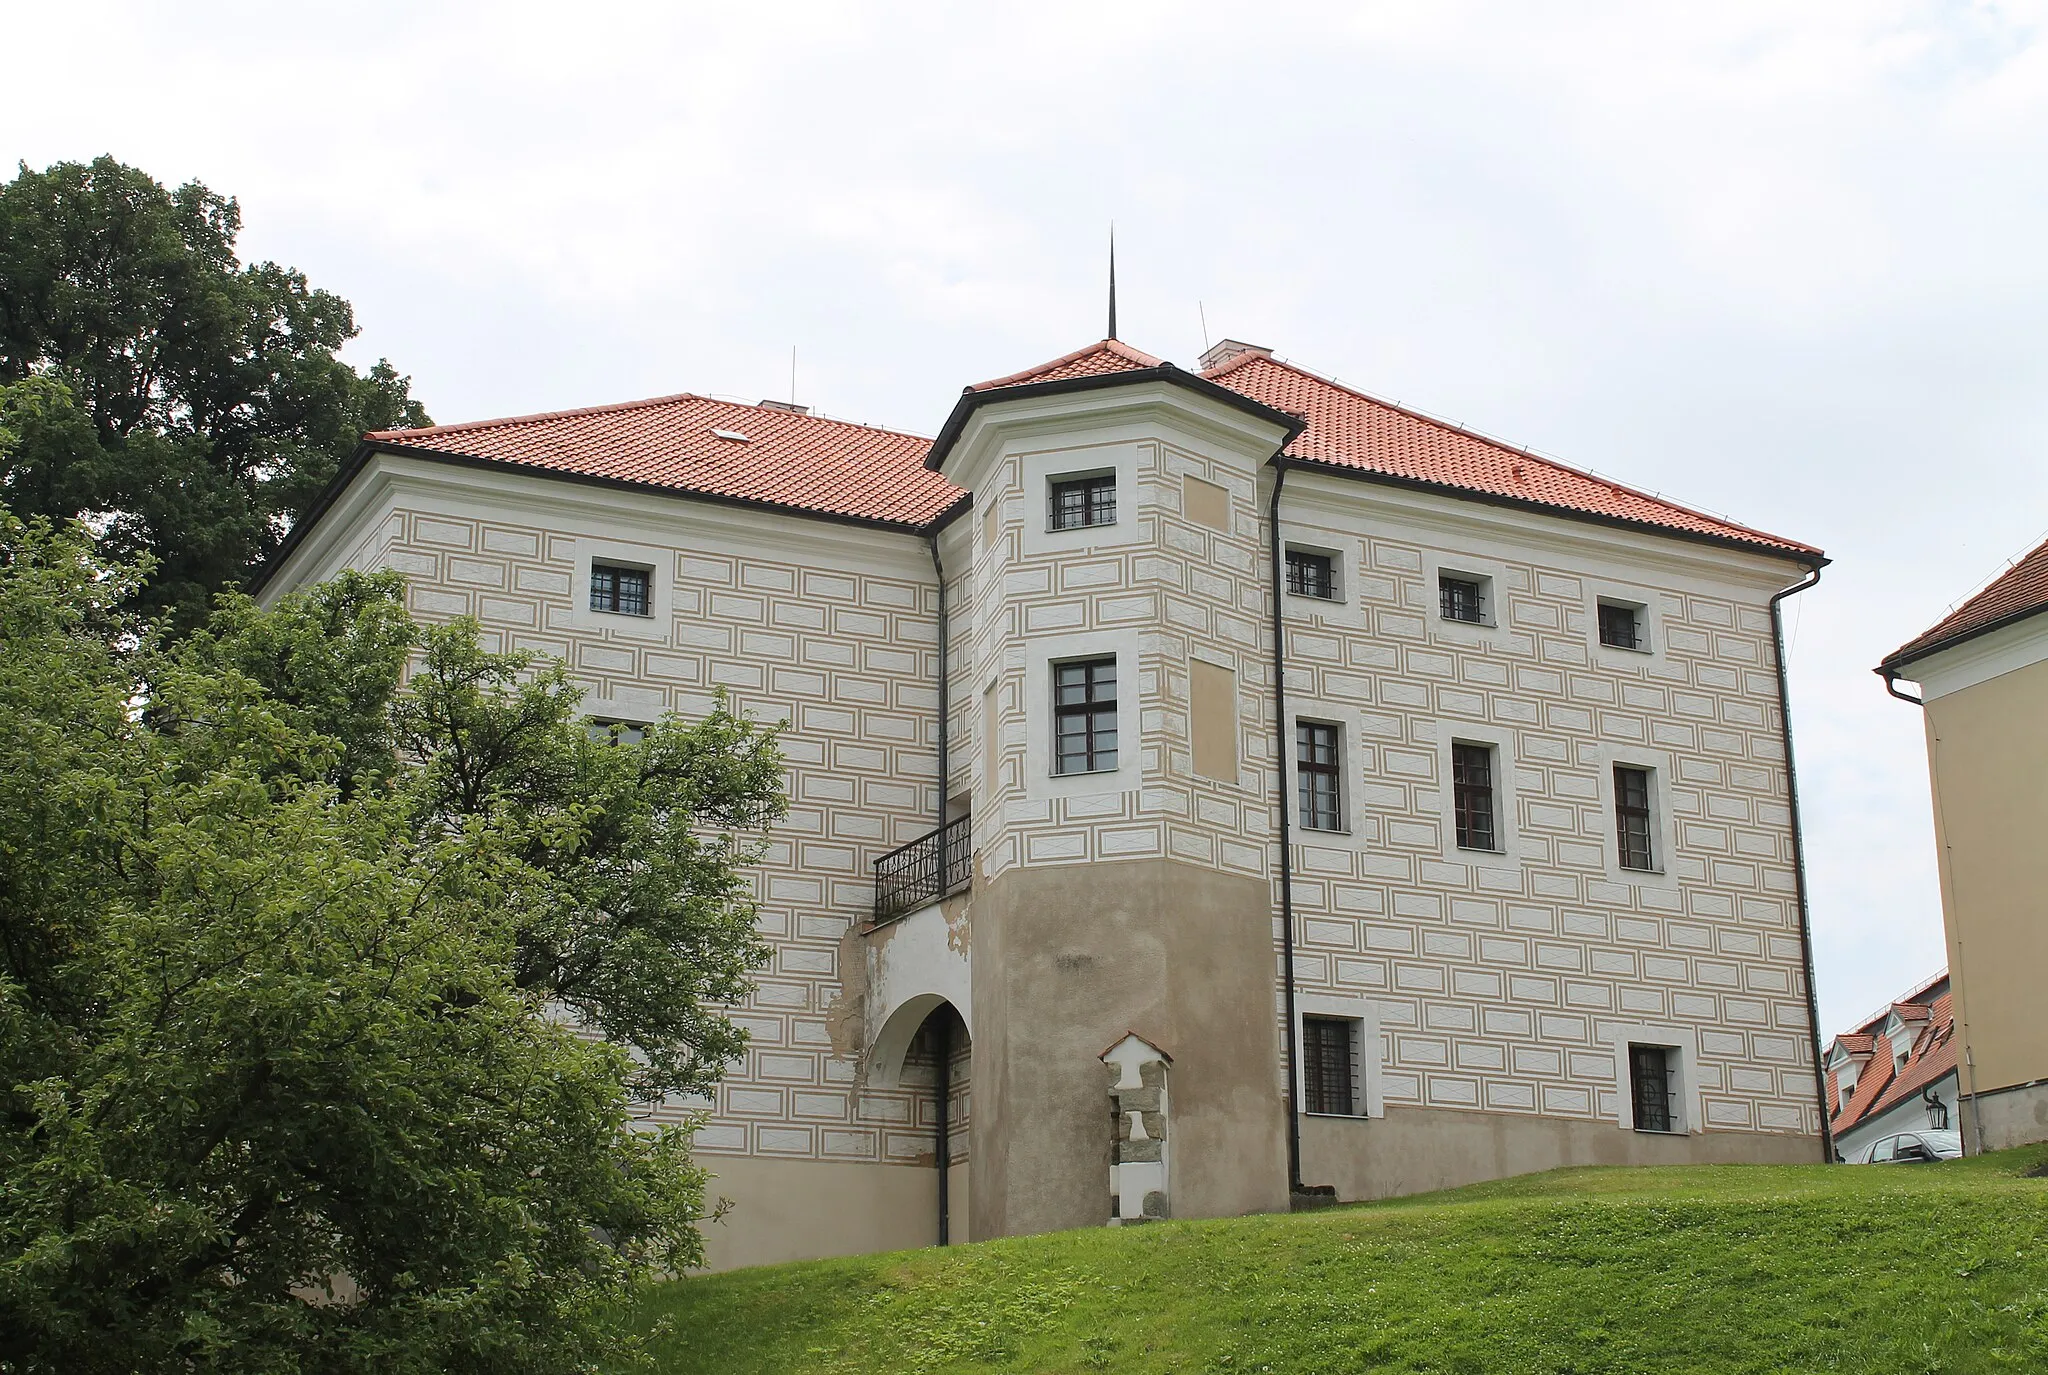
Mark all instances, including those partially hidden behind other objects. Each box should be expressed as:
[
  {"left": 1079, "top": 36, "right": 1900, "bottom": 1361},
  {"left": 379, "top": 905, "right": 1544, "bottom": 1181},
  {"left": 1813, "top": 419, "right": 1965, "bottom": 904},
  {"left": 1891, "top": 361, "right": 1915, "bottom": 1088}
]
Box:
[
  {"left": 261, "top": 335, "right": 1832, "bottom": 1270},
  {"left": 1824, "top": 970, "right": 1960, "bottom": 1163},
  {"left": 1880, "top": 540, "right": 2048, "bottom": 1154}
]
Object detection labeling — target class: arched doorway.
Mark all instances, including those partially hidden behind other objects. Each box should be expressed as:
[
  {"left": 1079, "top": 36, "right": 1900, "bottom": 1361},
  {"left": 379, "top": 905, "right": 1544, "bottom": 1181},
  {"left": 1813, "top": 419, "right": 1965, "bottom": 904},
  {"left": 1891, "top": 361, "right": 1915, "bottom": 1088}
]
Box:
[{"left": 885, "top": 999, "right": 970, "bottom": 1245}]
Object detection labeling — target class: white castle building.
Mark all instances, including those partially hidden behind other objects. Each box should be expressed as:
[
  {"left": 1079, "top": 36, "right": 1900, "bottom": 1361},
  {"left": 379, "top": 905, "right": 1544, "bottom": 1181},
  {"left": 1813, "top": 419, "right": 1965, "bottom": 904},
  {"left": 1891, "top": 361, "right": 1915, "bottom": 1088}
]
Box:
[{"left": 261, "top": 335, "right": 1831, "bottom": 1269}]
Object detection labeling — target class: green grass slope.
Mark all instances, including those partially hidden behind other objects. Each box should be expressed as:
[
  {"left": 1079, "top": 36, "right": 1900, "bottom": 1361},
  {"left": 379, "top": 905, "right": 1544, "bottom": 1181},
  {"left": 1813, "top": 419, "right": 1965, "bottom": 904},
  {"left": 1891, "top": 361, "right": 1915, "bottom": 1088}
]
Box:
[{"left": 635, "top": 1146, "right": 2048, "bottom": 1374}]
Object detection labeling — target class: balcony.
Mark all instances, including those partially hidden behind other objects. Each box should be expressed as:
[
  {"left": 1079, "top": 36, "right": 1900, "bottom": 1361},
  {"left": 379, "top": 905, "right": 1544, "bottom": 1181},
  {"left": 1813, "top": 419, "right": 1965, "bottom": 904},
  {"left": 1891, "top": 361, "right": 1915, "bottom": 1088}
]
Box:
[{"left": 873, "top": 814, "right": 972, "bottom": 924}]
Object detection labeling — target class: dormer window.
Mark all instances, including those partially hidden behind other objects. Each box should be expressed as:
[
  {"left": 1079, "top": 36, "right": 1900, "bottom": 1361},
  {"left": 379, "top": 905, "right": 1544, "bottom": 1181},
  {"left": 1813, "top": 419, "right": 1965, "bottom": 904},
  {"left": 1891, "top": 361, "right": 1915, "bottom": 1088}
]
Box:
[{"left": 1049, "top": 473, "right": 1115, "bottom": 531}]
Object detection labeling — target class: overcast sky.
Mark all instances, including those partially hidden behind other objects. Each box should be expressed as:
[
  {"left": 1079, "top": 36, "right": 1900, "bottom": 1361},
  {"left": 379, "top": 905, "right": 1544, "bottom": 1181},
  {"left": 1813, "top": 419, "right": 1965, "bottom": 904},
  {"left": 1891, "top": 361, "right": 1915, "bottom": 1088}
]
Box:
[{"left": 12, "top": 1, "right": 2047, "bottom": 1036}]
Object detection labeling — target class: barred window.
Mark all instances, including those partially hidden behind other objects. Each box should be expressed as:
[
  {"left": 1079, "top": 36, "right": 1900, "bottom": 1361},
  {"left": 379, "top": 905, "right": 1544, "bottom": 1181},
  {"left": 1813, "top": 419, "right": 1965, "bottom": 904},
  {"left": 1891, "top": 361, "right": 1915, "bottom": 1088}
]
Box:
[
  {"left": 1287, "top": 549, "right": 1336, "bottom": 600},
  {"left": 1451, "top": 742, "right": 1497, "bottom": 852},
  {"left": 1629, "top": 1044, "right": 1676, "bottom": 1133},
  {"left": 1053, "top": 658, "right": 1117, "bottom": 775},
  {"left": 1598, "top": 600, "right": 1643, "bottom": 650},
  {"left": 590, "top": 562, "right": 650, "bottom": 616},
  {"left": 1614, "top": 765, "right": 1655, "bottom": 871},
  {"left": 1049, "top": 474, "right": 1116, "bottom": 530},
  {"left": 1296, "top": 721, "right": 1343, "bottom": 831},
  {"left": 1440, "top": 574, "right": 1485, "bottom": 624},
  {"left": 1303, "top": 1016, "right": 1355, "bottom": 1115}
]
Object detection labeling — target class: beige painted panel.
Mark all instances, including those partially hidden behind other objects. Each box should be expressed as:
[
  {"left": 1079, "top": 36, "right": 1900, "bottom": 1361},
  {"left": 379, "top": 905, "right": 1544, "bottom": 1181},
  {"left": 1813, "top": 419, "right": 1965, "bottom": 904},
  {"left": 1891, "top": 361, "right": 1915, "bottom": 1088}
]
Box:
[
  {"left": 1190, "top": 659, "right": 1240, "bottom": 782},
  {"left": 1925, "top": 655, "right": 2048, "bottom": 1099},
  {"left": 1182, "top": 474, "right": 1232, "bottom": 532},
  {"left": 697, "top": 1155, "right": 965, "bottom": 1272},
  {"left": 1302, "top": 1106, "right": 1820, "bottom": 1202}
]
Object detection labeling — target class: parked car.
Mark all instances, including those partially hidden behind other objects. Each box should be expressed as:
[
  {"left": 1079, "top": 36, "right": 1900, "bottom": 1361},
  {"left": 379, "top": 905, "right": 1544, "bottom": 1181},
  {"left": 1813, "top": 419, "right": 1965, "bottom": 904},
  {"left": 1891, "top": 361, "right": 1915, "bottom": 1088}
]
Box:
[{"left": 1861, "top": 1130, "right": 1963, "bottom": 1164}]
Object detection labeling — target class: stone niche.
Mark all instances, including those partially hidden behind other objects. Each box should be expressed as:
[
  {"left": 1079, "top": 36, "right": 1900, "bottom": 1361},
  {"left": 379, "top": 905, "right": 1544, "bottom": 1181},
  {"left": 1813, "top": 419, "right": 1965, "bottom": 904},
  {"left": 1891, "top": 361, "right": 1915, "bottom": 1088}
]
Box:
[{"left": 1101, "top": 1033, "right": 1171, "bottom": 1224}]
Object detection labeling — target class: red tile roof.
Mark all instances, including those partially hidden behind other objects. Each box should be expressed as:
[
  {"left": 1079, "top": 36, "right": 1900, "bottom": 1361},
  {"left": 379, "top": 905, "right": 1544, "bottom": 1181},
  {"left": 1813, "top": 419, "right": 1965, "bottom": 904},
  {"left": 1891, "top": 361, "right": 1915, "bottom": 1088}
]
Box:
[
  {"left": 1884, "top": 532, "right": 2048, "bottom": 670},
  {"left": 970, "top": 338, "right": 1165, "bottom": 391},
  {"left": 1203, "top": 351, "right": 1820, "bottom": 559},
  {"left": 365, "top": 392, "right": 962, "bottom": 528},
  {"left": 1827, "top": 973, "right": 1956, "bottom": 1137}
]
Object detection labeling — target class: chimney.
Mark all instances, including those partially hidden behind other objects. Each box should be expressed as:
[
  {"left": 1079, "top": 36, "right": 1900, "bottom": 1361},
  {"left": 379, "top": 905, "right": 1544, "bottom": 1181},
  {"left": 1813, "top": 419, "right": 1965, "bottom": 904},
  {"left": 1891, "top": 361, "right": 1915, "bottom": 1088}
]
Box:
[
  {"left": 1198, "top": 338, "right": 1272, "bottom": 372},
  {"left": 759, "top": 399, "right": 810, "bottom": 415}
]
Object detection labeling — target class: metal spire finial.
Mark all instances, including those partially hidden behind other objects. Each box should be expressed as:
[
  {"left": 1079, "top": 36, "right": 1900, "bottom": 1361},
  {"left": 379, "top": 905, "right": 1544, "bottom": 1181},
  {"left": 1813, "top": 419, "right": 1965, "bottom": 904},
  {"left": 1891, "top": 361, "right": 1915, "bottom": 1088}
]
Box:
[{"left": 1108, "top": 224, "right": 1118, "bottom": 341}]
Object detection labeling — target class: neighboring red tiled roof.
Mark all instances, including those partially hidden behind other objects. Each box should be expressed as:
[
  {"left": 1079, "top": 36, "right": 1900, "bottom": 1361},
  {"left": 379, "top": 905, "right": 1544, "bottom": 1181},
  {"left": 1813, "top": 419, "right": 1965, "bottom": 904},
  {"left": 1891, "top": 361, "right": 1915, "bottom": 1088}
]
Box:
[
  {"left": 1203, "top": 352, "right": 1821, "bottom": 559},
  {"left": 1884, "top": 532, "right": 2048, "bottom": 669},
  {"left": 365, "top": 393, "right": 963, "bottom": 528},
  {"left": 970, "top": 338, "right": 1165, "bottom": 391},
  {"left": 1828, "top": 974, "right": 1956, "bottom": 1136}
]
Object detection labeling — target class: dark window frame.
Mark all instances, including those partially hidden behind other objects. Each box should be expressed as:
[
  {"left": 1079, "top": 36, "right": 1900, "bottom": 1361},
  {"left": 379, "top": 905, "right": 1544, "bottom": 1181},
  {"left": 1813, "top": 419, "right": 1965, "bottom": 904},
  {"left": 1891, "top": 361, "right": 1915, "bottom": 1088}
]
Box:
[
  {"left": 590, "top": 561, "right": 653, "bottom": 617},
  {"left": 586, "top": 719, "right": 647, "bottom": 747},
  {"left": 1052, "top": 656, "right": 1118, "bottom": 775},
  {"left": 1597, "top": 599, "right": 1645, "bottom": 650},
  {"left": 1629, "top": 1043, "right": 1677, "bottom": 1133},
  {"left": 1614, "top": 764, "right": 1656, "bottom": 871},
  {"left": 1451, "top": 740, "right": 1499, "bottom": 852},
  {"left": 1302, "top": 1015, "right": 1356, "bottom": 1116},
  {"left": 1296, "top": 720, "right": 1343, "bottom": 831},
  {"left": 1439, "top": 572, "right": 1487, "bottom": 625},
  {"left": 1286, "top": 547, "right": 1338, "bottom": 600},
  {"left": 1048, "top": 473, "right": 1116, "bottom": 531}
]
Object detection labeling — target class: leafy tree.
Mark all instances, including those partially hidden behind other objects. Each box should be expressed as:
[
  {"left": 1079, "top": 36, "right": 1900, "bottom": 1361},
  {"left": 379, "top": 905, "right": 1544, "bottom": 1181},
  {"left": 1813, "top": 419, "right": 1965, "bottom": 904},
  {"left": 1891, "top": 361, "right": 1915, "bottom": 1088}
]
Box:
[
  {"left": 0, "top": 519, "right": 785, "bottom": 1373},
  {"left": 0, "top": 157, "right": 430, "bottom": 630}
]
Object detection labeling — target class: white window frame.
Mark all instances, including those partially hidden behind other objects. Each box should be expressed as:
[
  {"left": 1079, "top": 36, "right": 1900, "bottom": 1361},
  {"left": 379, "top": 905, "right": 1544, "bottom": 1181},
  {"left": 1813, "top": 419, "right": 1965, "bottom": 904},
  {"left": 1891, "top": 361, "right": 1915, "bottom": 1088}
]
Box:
[
  {"left": 1022, "top": 630, "right": 1141, "bottom": 802},
  {"left": 1433, "top": 719, "right": 1527, "bottom": 866},
  {"left": 1604, "top": 1022, "right": 1701, "bottom": 1135},
  {"left": 1424, "top": 551, "right": 1506, "bottom": 646},
  {"left": 1284, "top": 541, "right": 1344, "bottom": 603},
  {"left": 1585, "top": 581, "right": 1668, "bottom": 667},
  {"left": 1020, "top": 444, "right": 1142, "bottom": 559},
  {"left": 565, "top": 537, "right": 670, "bottom": 640},
  {"left": 1277, "top": 524, "right": 1366, "bottom": 629},
  {"left": 1294, "top": 992, "right": 1385, "bottom": 1119},
  {"left": 1587, "top": 743, "right": 1680, "bottom": 887}
]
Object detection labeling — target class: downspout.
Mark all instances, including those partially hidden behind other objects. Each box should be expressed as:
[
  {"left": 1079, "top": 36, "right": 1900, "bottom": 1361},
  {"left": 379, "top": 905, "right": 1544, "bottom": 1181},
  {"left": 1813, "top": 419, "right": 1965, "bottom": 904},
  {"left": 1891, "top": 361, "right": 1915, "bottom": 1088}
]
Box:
[
  {"left": 1768, "top": 563, "right": 1832, "bottom": 1164},
  {"left": 1266, "top": 458, "right": 1304, "bottom": 1195},
  {"left": 930, "top": 533, "right": 949, "bottom": 826},
  {"left": 1879, "top": 667, "right": 1924, "bottom": 706},
  {"left": 934, "top": 1012, "right": 951, "bottom": 1245}
]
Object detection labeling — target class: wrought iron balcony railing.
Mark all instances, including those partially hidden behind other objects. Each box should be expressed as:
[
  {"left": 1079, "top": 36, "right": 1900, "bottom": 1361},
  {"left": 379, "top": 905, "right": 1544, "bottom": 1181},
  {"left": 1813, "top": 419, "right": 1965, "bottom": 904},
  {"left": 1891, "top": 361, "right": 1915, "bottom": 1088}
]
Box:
[{"left": 872, "top": 814, "right": 972, "bottom": 924}]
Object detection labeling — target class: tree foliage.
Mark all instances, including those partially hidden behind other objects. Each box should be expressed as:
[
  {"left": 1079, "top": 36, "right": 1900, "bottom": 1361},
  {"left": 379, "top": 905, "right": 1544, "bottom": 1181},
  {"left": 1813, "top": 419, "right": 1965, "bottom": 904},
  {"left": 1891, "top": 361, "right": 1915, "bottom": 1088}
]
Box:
[
  {"left": 0, "top": 519, "right": 785, "bottom": 1373},
  {"left": 0, "top": 157, "right": 430, "bottom": 629}
]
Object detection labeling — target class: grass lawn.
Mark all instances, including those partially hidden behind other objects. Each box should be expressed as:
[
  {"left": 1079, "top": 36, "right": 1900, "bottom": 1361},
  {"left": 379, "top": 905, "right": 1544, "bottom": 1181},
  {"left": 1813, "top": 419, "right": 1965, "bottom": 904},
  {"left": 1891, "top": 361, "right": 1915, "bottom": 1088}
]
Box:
[{"left": 633, "top": 1145, "right": 2048, "bottom": 1374}]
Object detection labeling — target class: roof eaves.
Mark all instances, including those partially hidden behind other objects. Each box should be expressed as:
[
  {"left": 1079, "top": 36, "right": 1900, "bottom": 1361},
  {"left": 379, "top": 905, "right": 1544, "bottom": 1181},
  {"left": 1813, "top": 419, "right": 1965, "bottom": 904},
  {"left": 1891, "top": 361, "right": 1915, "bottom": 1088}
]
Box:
[
  {"left": 1879, "top": 600, "right": 2048, "bottom": 675},
  {"left": 924, "top": 364, "right": 1304, "bottom": 474}
]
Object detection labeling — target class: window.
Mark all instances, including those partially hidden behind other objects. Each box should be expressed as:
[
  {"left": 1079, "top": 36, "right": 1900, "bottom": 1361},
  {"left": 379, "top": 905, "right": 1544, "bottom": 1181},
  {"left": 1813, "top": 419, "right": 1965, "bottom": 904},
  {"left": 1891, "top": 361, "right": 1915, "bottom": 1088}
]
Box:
[
  {"left": 590, "top": 562, "right": 651, "bottom": 617},
  {"left": 1287, "top": 549, "right": 1336, "bottom": 600},
  {"left": 1451, "top": 742, "right": 1498, "bottom": 852},
  {"left": 1049, "top": 474, "right": 1115, "bottom": 530},
  {"left": 1865, "top": 1135, "right": 1896, "bottom": 1163},
  {"left": 1629, "top": 1044, "right": 1676, "bottom": 1132},
  {"left": 586, "top": 719, "right": 646, "bottom": 746},
  {"left": 1053, "top": 658, "right": 1117, "bottom": 775},
  {"left": 1598, "top": 600, "right": 1643, "bottom": 650},
  {"left": 1296, "top": 721, "right": 1343, "bottom": 831},
  {"left": 1440, "top": 574, "right": 1486, "bottom": 624},
  {"left": 1614, "top": 765, "right": 1655, "bottom": 871},
  {"left": 1303, "top": 1016, "right": 1355, "bottom": 1115}
]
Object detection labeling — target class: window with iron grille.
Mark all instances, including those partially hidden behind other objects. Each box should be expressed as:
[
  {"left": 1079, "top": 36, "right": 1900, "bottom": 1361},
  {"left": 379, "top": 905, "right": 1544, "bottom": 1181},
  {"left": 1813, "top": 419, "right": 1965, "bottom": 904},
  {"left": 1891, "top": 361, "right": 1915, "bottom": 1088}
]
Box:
[
  {"left": 590, "top": 562, "right": 651, "bottom": 616},
  {"left": 1296, "top": 721, "right": 1343, "bottom": 831},
  {"left": 1451, "top": 742, "right": 1498, "bottom": 852},
  {"left": 1629, "top": 1044, "right": 1676, "bottom": 1132},
  {"left": 1440, "top": 573, "right": 1485, "bottom": 624},
  {"left": 1303, "top": 1016, "right": 1355, "bottom": 1115},
  {"left": 1598, "top": 600, "right": 1643, "bottom": 649},
  {"left": 1049, "top": 474, "right": 1116, "bottom": 530},
  {"left": 1286, "top": 548, "right": 1336, "bottom": 600},
  {"left": 1614, "top": 764, "right": 1655, "bottom": 871},
  {"left": 1053, "top": 658, "right": 1117, "bottom": 774}
]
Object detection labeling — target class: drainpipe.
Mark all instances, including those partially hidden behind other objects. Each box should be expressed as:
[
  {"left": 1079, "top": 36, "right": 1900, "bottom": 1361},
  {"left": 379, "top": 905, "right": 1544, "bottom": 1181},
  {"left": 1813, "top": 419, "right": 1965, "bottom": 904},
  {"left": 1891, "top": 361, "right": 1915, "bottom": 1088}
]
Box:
[
  {"left": 1768, "top": 563, "right": 1832, "bottom": 1164},
  {"left": 930, "top": 534, "right": 949, "bottom": 827},
  {"left": 934, "top": 1011, "right": 951, "bottom": 1246},
  {"left": 1879, "top": 667, "right": 1924, "bottom": 706},
  {"left": 1266, "top": 458, "right": 1304, "bottom": 1195}
]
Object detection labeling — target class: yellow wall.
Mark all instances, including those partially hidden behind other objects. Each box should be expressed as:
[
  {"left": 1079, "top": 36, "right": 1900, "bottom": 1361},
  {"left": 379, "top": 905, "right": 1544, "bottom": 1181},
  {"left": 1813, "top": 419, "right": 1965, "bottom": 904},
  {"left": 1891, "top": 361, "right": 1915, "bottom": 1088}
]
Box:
[
  {"left": 1924, "top": 655, "right": 2048, "bottom": 1100},
  {"left": 696, "top": 1156, "right": 965, "bottom": 1272}
]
